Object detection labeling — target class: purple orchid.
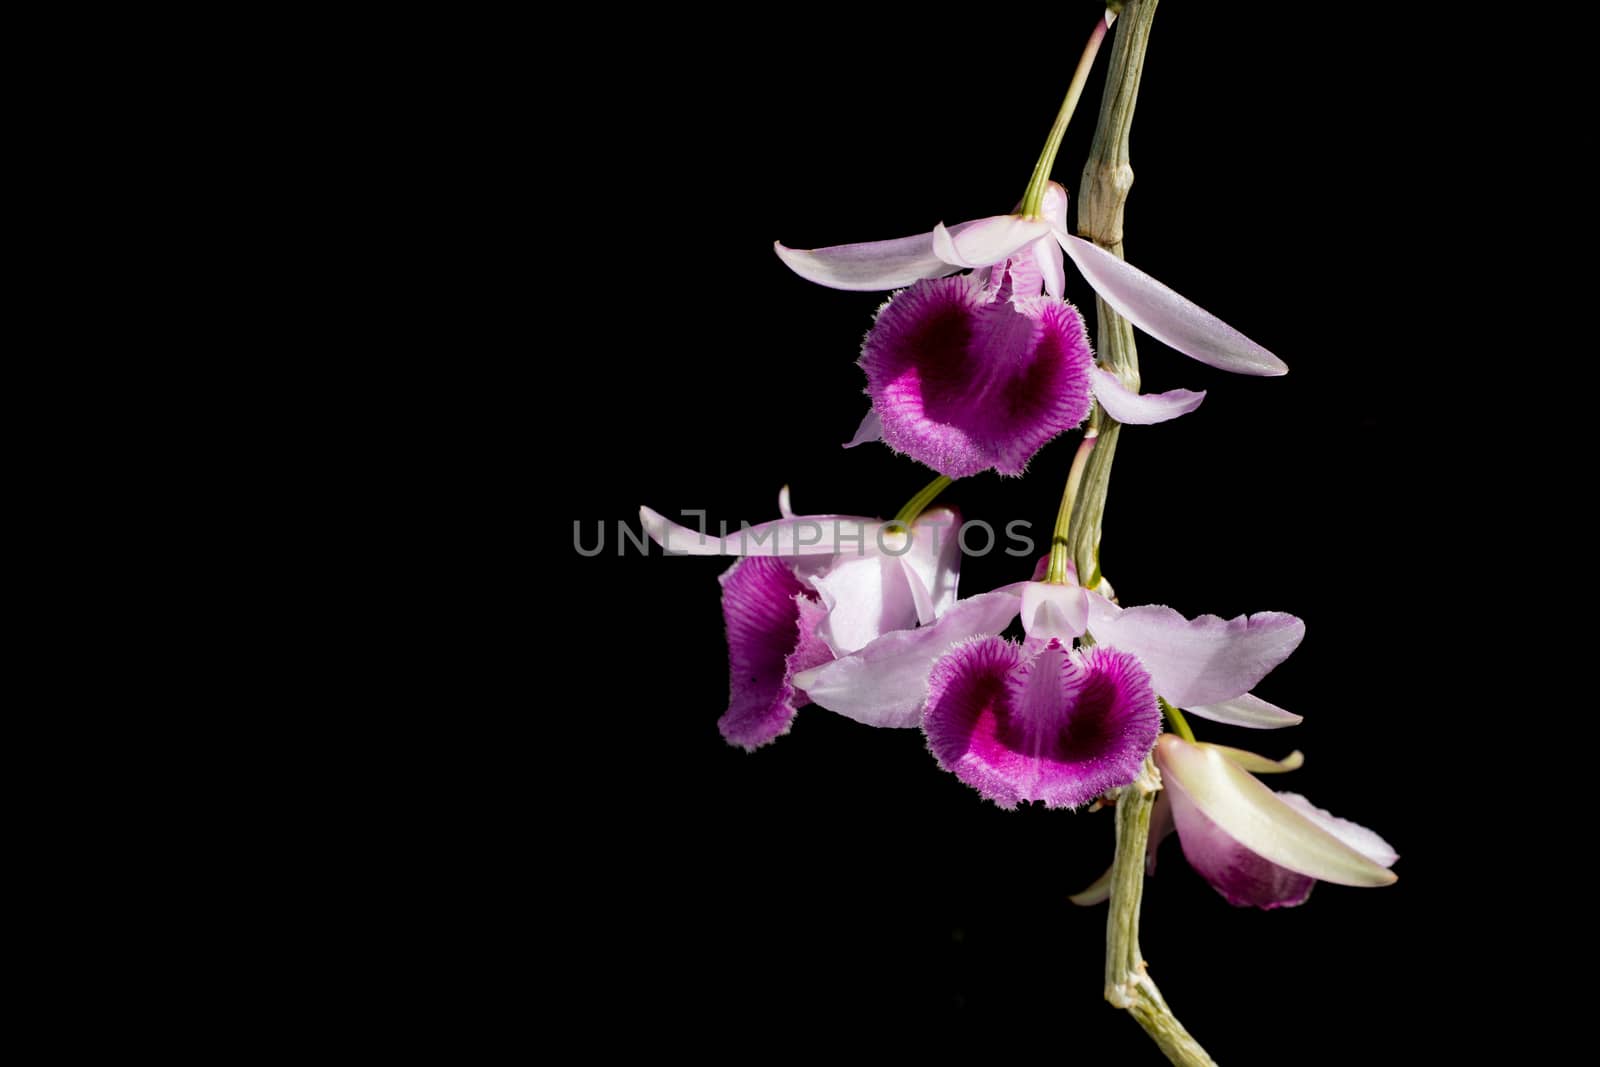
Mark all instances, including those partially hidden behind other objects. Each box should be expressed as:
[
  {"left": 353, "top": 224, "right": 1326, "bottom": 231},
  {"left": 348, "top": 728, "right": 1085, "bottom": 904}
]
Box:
[
  {"left": 640, "top": 493, "right": 1021, "bottom": 749},
  {"left": 778, "top": 182, "right": 1277, "bottom": 478},
  {"left": 923, "top": 581, "right": 1308, "bottom": 807},
  {"left": 1149, "top": 735, "right": 1398, "bottom": 908}
]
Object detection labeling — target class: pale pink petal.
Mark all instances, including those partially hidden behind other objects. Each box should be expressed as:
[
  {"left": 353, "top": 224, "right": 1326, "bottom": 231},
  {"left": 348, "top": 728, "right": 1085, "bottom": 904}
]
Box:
[
  {"left": 774, "top": 230, "right": 964, "bottom": 292},
  {"left": 1087, "top": 587, "right": 1121, "bottom": 630},
  {"left": 1184, "top": 692, "right": 1303, "bottom": 729},
  {"left": 933, "top": 215, "right": 1052, "bottom": 268},
  {"left": 778, "top": 486, "right": 794, "bottom": 518},
  {"left": 1021, "top": 582, "right": 1089, "bottom": 642},
  {"left": 1058, "top": 233, "right": 1287, "bottom": 376},
  {"left": 809, "top": 551, "right": 917, "bottom": 657},
  {"left": 1087, "top": 604, "right": 1305, "bottom": 707},
  {"left": 792, "top": 590, "right": 1022, "bottom": 728},
  {"left": 899, "top": 508, "right": 962, "bottom": 625},
  {"left": 1090, "top": 367, "right": 1206, "bottom": 425},
  {"left": 1032, "top": 235, "right": 1066, "bottom": 299},
  {"left": 843, "top": 408, "right": 883, "bottom": 449},
  {"left": 1038, "top": 182, "right": 1070, "bottom": 231}
]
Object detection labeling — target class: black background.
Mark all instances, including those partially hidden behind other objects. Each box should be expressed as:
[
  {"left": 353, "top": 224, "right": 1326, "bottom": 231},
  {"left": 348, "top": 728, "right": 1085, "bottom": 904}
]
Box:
[{"left": 540, "top": 5, "right": 1483, "bottom": 1059}]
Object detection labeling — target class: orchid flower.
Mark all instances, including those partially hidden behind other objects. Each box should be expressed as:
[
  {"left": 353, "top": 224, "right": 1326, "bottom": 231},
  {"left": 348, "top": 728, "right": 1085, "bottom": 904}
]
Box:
[
  {"left": 1151, "top": 736, "right": 1397, "bottom": 908},
  {"left": 778, "top": 181, "right": 1278, "bottom": 477},
  {"left": 923, "top": 580, "right": 1307, "bottom": 807},
  {"left": 639, "top": 491, "right": 1020, "bottom": 748}
]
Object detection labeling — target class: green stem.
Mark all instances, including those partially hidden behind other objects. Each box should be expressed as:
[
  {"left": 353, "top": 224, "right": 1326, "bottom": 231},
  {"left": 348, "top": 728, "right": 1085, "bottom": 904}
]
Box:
[
  {"left": 891, "top": 474, "right": 952, "bottom": 527},
  {"left": 1019, "top": 9, "right": 1116, "bottom": 218},
  {"left": 1104, "top": 758, "right": 1216, "bottom": 1066},
  {"left": 1075, "top": 4, "right": 1218, "bottom": 1065},
  {"left": 1045, "top": 432, "right": 1098, "bottom": 584},
  {"left": 1159, "top": 698, "right": 1195, "bottom": 743}
]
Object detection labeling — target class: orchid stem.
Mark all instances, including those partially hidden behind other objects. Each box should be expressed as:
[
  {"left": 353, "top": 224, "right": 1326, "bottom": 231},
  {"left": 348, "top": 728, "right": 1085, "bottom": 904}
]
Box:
[
  {"left": 1045, "top": 432, "right": 1098, "bottom": 584},
  {"left": 1075, "top": 4, "right": 1218, "bottom": 1065},
  {"left": 891, "top": 474, "right": 952, "bottom": 528},
  {"left": 1019, "top": 7, "right": 1118, "bottom": 219},
  {"left": 1104, "top": 757, "right": 1215, "bottom": 1066}
]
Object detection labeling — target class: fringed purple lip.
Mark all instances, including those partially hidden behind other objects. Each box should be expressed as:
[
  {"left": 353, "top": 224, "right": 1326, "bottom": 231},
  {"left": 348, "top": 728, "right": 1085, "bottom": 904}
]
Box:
[
  {"left": 717, "top": 557, "right": 833, "bottom": 751},
  {"left": 923, "top": 636, "right": 1160, "bottom": 809},
  {"left": 860, "top": 276, "right": 1094, "bottom": 478}
]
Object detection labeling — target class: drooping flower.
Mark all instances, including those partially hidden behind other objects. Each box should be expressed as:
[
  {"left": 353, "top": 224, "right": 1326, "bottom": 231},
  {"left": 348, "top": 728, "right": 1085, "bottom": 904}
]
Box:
[
  {"left": 781, "top": 181, "right": 1278, "bottom": 476},
  {"left": 1150, "top": 735, "right": 1398, "bottom": 908},
  {"left": 640, "top": 493, "right": 1021, "bottom": 747}
]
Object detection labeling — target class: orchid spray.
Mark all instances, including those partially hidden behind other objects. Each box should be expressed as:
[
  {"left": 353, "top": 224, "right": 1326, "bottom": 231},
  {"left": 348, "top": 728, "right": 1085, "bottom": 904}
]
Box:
[{"left": 640, "top": 4, "right": 1394, "bottom": 1061}]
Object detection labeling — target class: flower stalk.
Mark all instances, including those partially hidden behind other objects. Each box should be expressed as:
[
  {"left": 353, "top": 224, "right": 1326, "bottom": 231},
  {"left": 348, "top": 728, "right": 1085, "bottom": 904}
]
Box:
[
  {"left": 1020, "top": 8, "right": 1118, "bottom": 219},
  {"left": 1069, "top": 3, "right": 1216, "bottom": 1063},
  {"left": 1046, "top": 431, "right": 1097, "bottom": 583},
  {"left": 892, "top": 474, "right": 953, "bottom": 528}
]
